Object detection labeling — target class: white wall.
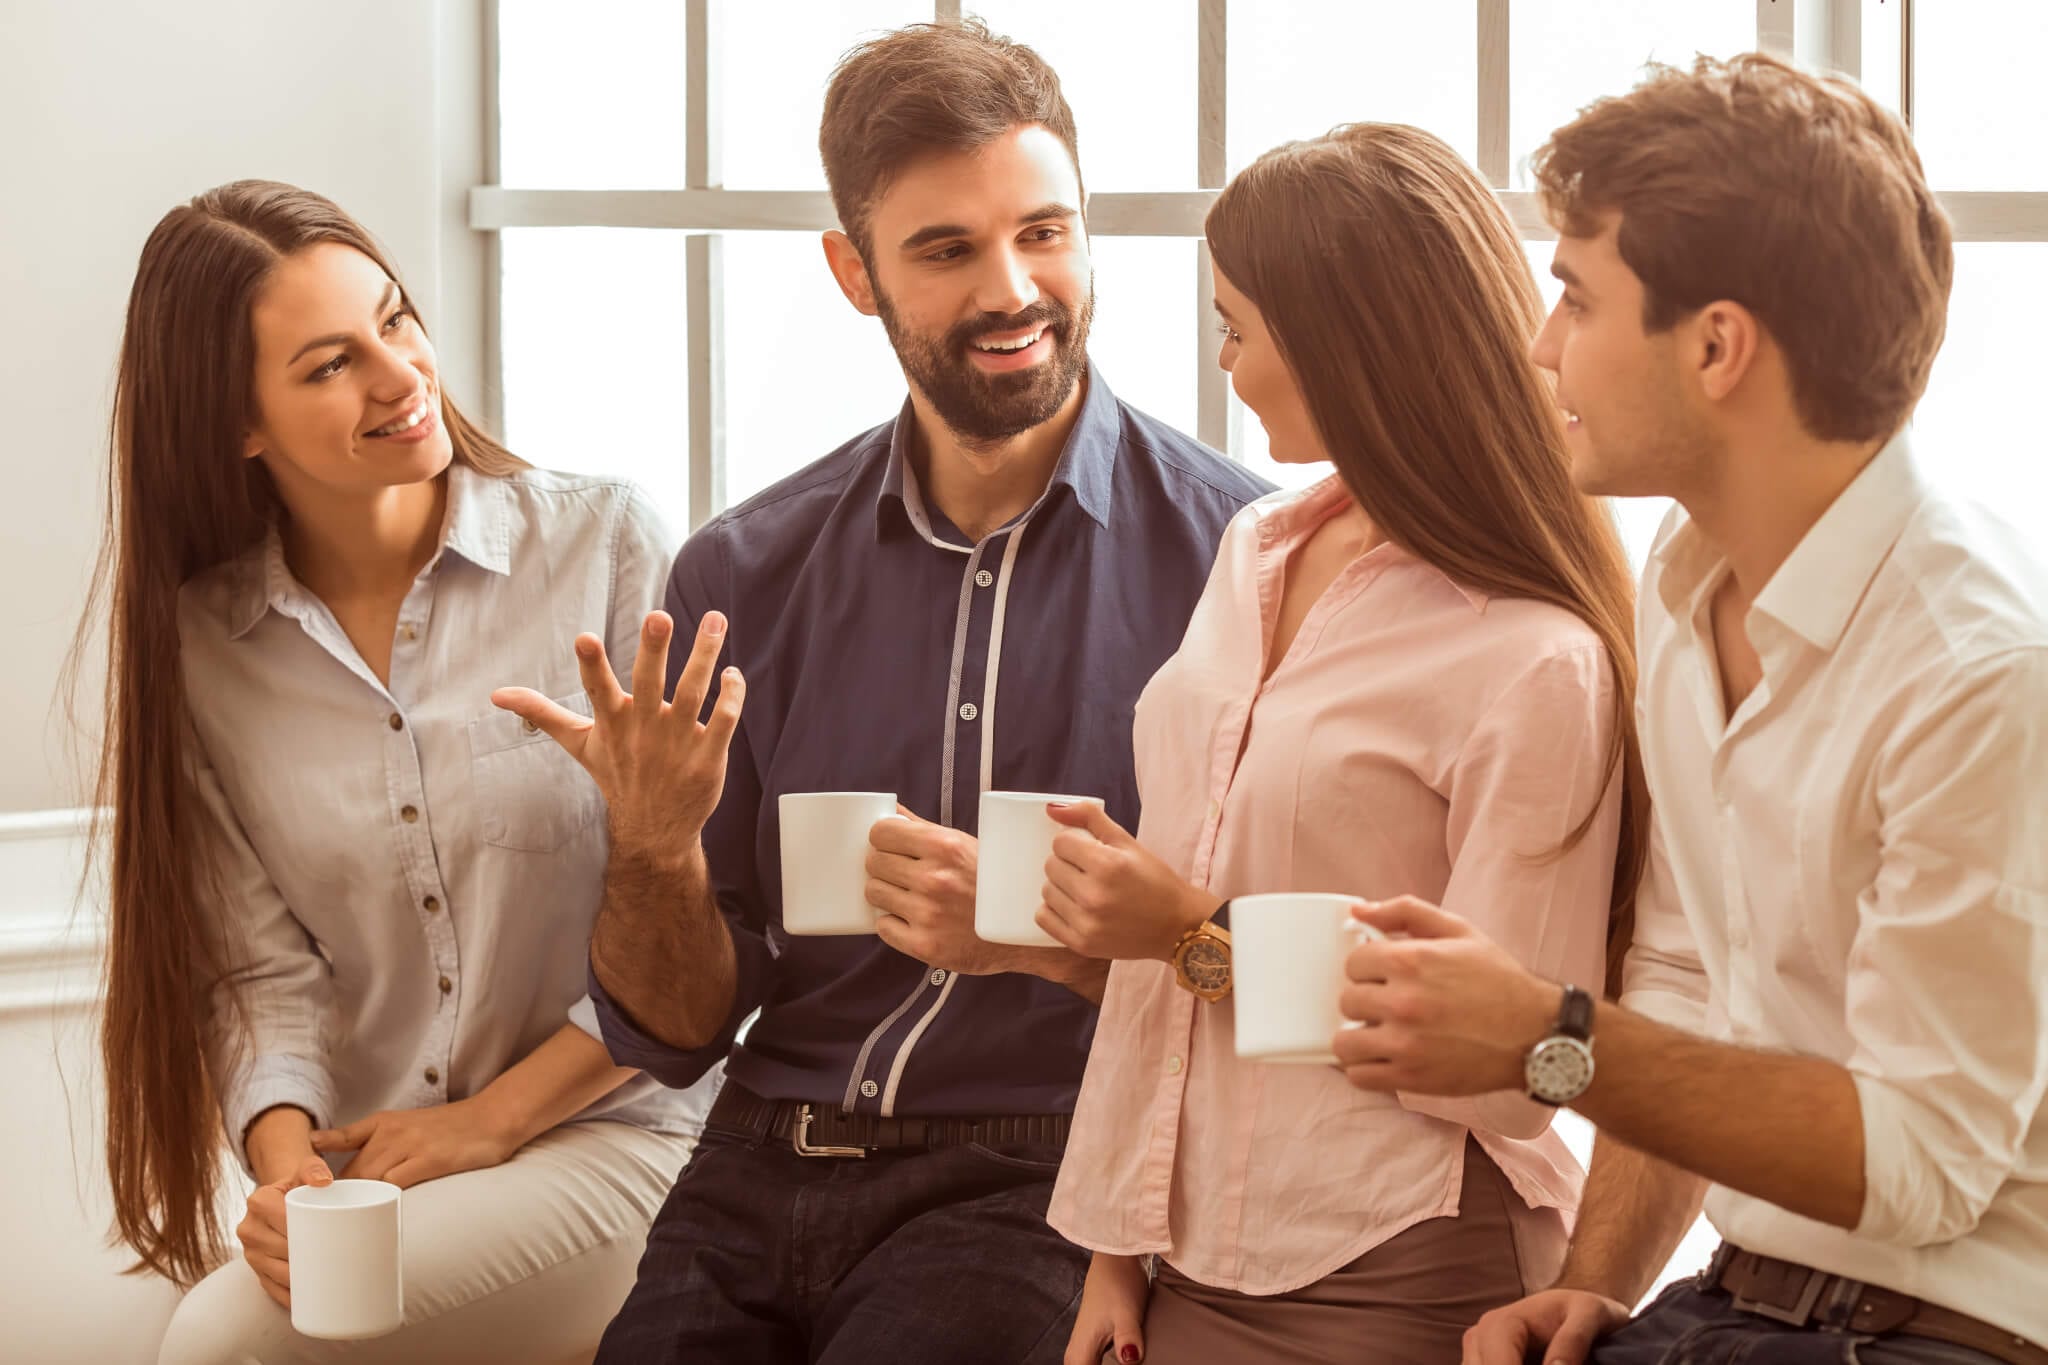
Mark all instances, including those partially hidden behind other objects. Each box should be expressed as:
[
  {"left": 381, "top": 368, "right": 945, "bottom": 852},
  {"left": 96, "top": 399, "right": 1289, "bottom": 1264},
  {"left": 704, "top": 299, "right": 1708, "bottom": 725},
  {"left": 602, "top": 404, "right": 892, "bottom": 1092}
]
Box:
[{"left": 0, "top": 0, "right": 489, "bottom": 814}]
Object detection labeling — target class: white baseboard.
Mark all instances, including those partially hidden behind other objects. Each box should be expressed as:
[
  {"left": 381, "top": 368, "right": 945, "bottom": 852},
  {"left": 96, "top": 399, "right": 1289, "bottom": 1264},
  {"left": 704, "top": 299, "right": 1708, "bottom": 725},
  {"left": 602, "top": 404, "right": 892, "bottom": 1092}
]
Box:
[{"left": 0, "top": 809, "right": 104, "bottom": 1017}]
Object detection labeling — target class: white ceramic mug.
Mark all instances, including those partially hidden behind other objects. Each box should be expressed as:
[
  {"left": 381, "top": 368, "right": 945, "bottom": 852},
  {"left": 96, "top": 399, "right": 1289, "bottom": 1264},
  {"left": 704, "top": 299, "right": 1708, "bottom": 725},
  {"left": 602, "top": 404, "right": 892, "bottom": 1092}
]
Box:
[
  {"left": 284, "top": 1179, "right": 403, "bottom": 1340},
  {"left": 1230, "top": 892, "right": 1383, "bottom": 1064},
  {"left": 975, "top": 791, "right": 1104, "bottom": 947},
  {"left": 779, "top": 792, "right": 901, "bottom": 936}
]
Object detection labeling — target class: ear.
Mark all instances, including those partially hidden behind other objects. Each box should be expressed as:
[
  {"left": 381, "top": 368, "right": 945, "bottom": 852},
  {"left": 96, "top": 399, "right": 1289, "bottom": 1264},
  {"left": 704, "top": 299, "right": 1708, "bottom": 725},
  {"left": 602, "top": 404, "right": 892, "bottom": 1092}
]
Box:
[
  {"left": 1691, "top": 299, "right": 1761, "bottom": 404},
  {"left": 242, "top": 427, "right": 267, "bottom": 461},
  {"left": 821, "top": 230, "right": 879, "bottom": 318}
]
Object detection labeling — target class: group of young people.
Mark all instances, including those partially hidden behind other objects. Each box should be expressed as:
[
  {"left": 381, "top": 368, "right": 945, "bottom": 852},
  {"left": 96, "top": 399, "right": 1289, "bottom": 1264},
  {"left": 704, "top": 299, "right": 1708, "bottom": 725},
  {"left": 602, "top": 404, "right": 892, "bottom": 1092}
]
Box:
[{"left": 84, "top": 18, "right": 2044, "bottom": 1365}]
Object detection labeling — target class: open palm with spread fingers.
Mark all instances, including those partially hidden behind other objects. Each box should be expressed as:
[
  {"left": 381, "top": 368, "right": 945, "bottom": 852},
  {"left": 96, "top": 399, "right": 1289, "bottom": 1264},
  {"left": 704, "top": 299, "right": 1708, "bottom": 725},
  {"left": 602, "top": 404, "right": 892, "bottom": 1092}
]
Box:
[{"left": 490, "top": 610, "right": 745, "bottom": 855}]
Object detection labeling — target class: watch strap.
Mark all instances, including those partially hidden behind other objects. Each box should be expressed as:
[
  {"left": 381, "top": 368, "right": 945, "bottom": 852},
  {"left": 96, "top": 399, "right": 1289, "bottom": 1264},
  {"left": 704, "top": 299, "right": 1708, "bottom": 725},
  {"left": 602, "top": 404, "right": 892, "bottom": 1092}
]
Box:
[{"left": 1556, "top": 984, "right": 1594, "bottom": 1041}]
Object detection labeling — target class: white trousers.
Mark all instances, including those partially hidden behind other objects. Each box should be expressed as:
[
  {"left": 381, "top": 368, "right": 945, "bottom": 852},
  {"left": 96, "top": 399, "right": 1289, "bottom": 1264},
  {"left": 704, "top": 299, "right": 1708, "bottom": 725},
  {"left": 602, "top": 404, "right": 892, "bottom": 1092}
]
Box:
[{"left": 157, "top": 1120, "right": 691, "bottom": 1365}]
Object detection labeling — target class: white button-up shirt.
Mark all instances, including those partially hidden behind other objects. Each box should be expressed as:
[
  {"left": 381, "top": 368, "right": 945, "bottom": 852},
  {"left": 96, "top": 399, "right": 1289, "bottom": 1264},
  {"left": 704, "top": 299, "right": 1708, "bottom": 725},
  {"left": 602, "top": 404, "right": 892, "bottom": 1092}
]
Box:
[
  {"left": 1621, "top": 434, "right": 2048, "bottom": 1344},
  {"left": 177, "top": 463, "right": 718, "bottom": 1168}
]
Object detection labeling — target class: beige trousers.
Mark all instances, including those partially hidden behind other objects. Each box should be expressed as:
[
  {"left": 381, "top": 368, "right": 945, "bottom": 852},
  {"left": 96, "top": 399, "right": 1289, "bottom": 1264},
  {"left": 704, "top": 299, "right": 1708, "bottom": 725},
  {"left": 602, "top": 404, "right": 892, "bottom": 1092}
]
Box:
[
  {"left": 157, "top": 1121, "right": 692, "bottom": 1365},
  {"left": 1131, "top": 1137, "right": 1569, "bottom": 1365}
]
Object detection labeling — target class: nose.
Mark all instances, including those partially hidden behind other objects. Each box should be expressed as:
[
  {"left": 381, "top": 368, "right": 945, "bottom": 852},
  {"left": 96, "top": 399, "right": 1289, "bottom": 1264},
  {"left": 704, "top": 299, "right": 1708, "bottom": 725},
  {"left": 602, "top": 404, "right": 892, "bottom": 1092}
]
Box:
[
  {"left": 368, "top": 327, "right": 431, "bottom": 404},
  {"left": 972, "top": 243, "right": 1039, "bottom": 318}
]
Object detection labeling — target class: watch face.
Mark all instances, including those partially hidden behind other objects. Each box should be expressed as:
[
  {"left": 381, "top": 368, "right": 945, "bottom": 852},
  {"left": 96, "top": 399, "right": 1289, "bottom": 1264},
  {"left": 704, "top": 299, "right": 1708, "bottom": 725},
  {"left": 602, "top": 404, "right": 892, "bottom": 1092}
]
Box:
[
  {"left": 1525, "top": 1037, "right": 1595, "bottom": 1104},
  {"left": 1181, "top": 937, "right": 1231, "bottom": 993}
]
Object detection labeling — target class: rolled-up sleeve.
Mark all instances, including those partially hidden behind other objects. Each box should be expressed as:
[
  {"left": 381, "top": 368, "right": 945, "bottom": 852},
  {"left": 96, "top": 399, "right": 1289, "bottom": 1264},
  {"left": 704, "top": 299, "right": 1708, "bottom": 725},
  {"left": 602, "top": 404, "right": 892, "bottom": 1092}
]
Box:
[
  {"left": 1406, "top": 644, "right": 1622, "bottom": 1142},
  {"left": 1848, "top": 649, "right": 2048, "bottom": 1247},
  {"left": 189, "top": 729, "right": 338, "bottom": 1174},
  {"left": 586, "top": 520, "right": 779, "bottom": 1087}
]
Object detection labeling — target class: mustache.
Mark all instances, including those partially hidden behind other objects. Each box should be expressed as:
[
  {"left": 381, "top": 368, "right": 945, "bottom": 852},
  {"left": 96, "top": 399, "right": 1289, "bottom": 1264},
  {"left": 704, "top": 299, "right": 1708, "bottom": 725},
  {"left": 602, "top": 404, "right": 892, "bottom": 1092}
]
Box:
[{"left": 947, "top": 302, "right": 1069, "bottom": 352}]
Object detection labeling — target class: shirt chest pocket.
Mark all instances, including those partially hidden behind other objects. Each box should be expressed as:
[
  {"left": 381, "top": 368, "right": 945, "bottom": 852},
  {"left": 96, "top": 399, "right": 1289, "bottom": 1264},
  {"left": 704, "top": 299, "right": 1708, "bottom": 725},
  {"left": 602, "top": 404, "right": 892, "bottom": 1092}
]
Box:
[{"left": 466, "top": 694, "right": 605, "bottom": 852}]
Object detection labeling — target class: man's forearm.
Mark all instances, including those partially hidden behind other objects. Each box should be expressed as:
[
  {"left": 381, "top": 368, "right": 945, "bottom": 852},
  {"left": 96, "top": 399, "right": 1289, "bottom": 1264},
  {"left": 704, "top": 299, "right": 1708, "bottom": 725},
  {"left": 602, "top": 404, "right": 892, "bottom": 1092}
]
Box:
[
  {"left": 1554, "top": 1134, "right": 1709, "bottom": 1304},
  {"left": 1576, "top": 1002, "right": 1865, "bottom": 1230},
  {"left": 590, "top": 839, "right": 739, "bottom": 1052}
]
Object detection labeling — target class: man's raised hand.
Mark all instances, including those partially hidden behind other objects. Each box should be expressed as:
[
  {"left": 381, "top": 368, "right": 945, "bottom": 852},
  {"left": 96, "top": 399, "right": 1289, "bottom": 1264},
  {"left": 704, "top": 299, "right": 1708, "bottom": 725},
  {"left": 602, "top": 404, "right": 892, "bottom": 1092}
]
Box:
[{"left": 491, "top": 610, "right": 744, "bottom": 856}]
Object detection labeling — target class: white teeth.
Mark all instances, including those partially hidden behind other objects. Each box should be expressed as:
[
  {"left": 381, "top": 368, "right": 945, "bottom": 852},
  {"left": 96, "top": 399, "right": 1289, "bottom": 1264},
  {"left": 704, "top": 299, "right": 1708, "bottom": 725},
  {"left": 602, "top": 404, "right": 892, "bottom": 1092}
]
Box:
[
  {"left": 370, "top": 400, "right": 428, "bottom": 437},
  {"left": 975, "top": 328, "right": 1044, "bottom": 353}
]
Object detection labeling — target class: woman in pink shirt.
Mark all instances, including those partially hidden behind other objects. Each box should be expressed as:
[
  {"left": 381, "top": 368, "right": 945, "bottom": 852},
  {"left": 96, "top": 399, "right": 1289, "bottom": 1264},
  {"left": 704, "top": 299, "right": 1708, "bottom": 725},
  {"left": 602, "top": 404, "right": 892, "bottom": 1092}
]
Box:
[{"left": 1037, "top": 125, "right": 1648, "bottom": 1364}]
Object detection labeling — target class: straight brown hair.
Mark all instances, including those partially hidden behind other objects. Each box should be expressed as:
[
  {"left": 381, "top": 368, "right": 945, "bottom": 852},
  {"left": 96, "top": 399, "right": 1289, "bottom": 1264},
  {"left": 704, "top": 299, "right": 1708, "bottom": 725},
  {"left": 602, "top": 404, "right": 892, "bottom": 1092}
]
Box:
[
  {"left": 1533, "top": 53, "right": 1952, "bottom": 443},
  {"left": 72, "top": 180, "right": 522, "bottom": 1285},
  {"left": 819, "top": 18, "right": 1082, "bottom": 258},
  {"left": 1208, "top": 126, "right": 1648, "bottom": 993}
]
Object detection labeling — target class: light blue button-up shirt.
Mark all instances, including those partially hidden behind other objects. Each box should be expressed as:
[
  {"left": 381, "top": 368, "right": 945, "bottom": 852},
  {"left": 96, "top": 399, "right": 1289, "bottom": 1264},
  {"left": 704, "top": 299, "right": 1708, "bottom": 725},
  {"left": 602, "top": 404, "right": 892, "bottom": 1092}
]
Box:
[{"left": 177, "top": 462, "right": 716, "bottom": 1168}]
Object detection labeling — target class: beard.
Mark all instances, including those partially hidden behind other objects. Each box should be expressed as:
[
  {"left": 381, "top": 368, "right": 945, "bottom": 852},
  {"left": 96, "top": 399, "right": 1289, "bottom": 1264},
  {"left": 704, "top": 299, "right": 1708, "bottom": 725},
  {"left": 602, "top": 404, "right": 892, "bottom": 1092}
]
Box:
[{"left": 874, "top": 280, "right": 1095, "bottom": 446}]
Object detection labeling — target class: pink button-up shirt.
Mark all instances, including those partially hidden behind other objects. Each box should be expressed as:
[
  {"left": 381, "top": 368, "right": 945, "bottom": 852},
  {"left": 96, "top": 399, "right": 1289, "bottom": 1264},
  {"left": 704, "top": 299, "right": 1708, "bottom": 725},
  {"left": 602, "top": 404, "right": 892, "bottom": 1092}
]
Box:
[{"left": 1047, "top": 476, "right": 1622, "bottom": 1294}]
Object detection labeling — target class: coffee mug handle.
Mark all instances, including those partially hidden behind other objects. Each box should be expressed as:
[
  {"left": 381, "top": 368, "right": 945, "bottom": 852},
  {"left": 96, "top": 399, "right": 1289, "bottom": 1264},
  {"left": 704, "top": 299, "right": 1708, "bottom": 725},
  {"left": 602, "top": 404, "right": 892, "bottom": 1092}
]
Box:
[{"left": 1334, "top": 912, "right": 1384, "bottom": 1037}]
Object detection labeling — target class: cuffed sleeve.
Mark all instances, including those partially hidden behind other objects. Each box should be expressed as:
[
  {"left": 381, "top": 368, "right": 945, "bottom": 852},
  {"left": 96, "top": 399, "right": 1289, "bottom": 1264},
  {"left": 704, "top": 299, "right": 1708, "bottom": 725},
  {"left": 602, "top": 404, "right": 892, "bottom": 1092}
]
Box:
[
  {"left": 1402, "top": 643, "right": 1622, "bottom": 1142},
  {"left": 586, "top": 519, "right": 779, "bottom": 1089},
  {"left": 1847, "top": 650, "right": 2048, "bottom": 1247},
  {"left": 188, "top": 726, "right": 337, "bottom": 1176}
]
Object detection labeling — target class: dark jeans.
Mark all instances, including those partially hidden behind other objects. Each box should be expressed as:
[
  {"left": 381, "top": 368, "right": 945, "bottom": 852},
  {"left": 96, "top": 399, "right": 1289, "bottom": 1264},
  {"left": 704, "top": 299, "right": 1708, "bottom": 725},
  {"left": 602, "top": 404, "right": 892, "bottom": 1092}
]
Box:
[
  {"left": 1590, "top": 1281, "right": 2006, "bottom": 1365},
  {"left": 594, "top": 1121, "right": 1088, "bottom": 1364}
]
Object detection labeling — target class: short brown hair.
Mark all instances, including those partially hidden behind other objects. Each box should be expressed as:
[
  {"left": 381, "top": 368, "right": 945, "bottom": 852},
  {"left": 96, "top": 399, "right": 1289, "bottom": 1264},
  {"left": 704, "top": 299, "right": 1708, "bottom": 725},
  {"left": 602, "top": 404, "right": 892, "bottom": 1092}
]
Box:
[
  {"left": 819, "top": 19, "right": 1082, "bottom": 258},
  {"left": 1533, "top": 52, "right": 1952, "bottom": 443}
]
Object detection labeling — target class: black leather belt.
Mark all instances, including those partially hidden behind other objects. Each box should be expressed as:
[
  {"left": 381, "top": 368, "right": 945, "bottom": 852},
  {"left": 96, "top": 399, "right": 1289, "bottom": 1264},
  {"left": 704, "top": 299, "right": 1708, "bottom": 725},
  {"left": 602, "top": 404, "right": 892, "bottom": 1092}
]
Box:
[
  {"left": 707, "top": 1080, "right": 1072, "bottom": 1158},
  {"left": 1706, "top": 1242, "right": 2047, "bottom": 1364}
]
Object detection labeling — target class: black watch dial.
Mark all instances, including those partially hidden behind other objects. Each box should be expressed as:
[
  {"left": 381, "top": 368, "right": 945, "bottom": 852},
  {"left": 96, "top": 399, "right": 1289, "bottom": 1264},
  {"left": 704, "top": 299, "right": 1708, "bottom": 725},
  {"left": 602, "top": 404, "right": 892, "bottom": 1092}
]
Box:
[{"left": 1181, "top": 936, "right": 1231, "bottom": 994}]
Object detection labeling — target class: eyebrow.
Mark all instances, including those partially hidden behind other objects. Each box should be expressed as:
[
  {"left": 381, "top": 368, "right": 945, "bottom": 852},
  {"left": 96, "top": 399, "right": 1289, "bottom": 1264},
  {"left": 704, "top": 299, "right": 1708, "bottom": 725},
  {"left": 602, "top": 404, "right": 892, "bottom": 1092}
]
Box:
[
  {"left": 897, "top": 202, "right": 1079, "bottom": 254},
  {"left": 1211, "top": 298, "right": 1234, "bottom": 319},
  {"left": 1550, "top": 260, "right": 1586, "bottom": 292},
  {"left": 289, "top": 280, "right": 401, "bottom": 365}
]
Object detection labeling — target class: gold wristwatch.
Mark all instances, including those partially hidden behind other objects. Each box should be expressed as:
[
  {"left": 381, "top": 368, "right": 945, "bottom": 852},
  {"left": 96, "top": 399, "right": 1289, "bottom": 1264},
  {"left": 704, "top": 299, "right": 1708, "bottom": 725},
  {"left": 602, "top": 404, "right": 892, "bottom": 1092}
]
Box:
[{"left": 1170, "top": 904, "right": 1233, "bottom": 1002}]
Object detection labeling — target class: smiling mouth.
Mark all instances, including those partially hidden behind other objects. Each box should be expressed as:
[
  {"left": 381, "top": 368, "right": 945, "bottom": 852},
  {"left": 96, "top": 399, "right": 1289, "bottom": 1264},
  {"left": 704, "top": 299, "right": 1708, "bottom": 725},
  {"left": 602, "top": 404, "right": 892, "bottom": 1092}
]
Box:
[
  {"left": 971, "top": 325, "right": 1047, "bottom": 354},
  {"left": 366, "top": 396, "right": 431, "bottom": 438}
]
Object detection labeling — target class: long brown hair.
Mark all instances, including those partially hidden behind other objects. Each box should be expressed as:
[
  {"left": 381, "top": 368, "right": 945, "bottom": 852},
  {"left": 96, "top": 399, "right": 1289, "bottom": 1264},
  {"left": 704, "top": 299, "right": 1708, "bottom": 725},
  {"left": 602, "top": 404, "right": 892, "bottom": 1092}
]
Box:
[
  {"left": 1207, "top": 125, "right": 1648, "bottom": 994},
  {"left": 74, "top": 180, "right": 522, "bottom": 1284}
]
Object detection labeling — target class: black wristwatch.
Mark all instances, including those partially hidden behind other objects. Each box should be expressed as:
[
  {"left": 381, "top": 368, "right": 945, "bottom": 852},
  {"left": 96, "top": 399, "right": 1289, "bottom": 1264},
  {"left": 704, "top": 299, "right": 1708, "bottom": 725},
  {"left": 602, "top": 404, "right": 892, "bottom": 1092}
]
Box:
[{"left": 1523, "top": 984, "right": 1596, "bottom": 1106}]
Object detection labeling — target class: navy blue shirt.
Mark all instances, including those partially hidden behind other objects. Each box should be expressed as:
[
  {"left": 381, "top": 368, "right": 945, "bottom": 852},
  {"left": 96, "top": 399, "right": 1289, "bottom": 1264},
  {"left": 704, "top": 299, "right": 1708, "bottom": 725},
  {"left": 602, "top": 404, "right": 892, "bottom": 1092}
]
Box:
[{"left": 588, "top": 367, "right": 1270, "bottom": 1116}]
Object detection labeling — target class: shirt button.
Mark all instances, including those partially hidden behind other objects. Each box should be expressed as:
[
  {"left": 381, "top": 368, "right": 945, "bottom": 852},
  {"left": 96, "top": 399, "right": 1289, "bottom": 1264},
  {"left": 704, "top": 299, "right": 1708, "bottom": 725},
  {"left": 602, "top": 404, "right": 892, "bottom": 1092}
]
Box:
[
  {"left": 860, "top": 1080, "right": 879, "bottom": 1099},
  {"left": 958, "top": 702, "right": 979, "bottom": 722},
  {"left": 387, "top": 713, "right": 403, "bottom": 731},
  {"left": 402, "top": 623, "right": 418, "bottom": 641},
  {"left": 438, "top": 975, "right": 452, "bottom": 995},
  {"left": 975, "top": 569, "right": 994, "bottom": 588},
  {"left": 423, "top": 895, "right": 440, "bottom": 913},
  {"left": 1207, "top": 799, "right": 1220, "bottom": 820},
  {"left": 522, "top": 718, "right": 540, "bottom": 734},
  {"left": 930, "top": 969, "right": 948, "bottom": 986},
  {"left": 1167, "top": 1055, "right": 1184, "bottom": 1075},
  {"left": 424, "top": 1067, "right": 439, "bottom": 1085},
  {"left": 401, "top": 805, "right": 419, "bottom": 823}
]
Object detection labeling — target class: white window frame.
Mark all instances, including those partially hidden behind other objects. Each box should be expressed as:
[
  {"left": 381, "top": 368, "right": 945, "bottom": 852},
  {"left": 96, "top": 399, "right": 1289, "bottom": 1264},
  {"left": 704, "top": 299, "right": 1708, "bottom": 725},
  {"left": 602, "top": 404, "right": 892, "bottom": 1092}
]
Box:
[{"left": 473, "top": 0, "right": 2048, "bottom": 529}]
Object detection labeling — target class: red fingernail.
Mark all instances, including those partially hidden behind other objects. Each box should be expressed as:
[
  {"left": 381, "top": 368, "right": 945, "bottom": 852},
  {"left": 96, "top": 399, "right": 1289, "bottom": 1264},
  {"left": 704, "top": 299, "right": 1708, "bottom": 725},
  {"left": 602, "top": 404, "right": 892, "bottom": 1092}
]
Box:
[{"left": 1121, "top": 1347, "right": 1140, "bottom": 1363}]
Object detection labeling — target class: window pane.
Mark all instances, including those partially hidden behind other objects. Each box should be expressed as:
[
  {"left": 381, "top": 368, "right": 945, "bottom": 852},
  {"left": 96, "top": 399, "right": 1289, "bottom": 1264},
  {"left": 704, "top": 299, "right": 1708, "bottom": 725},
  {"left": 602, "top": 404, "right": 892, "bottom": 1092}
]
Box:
[
  {"left": 721, "top": 232, "right": 905, "bottom": 507},
  {"left": 1230, "top": 1, "right": 1477, "bottom": 174},
  {"left": 498, "top": 1, "right": 685, "bottom": 189},
  {"left": 1911, "top": 0, "right": 2048, "bottom": 189},
  {"left": 500, "top": 229, "right": 689, "bottom": 523},
  {"left": 1914, "top": 244, "right": 2048, "bottom": 519},
  {"left": 1509, "top": 0, "right": 1754, "bottom": 189},
  {"left": 1086, "top": 237, "right": 1198, "bottom": 438},
  {"left": 963, "top": 1, "right": 1196, "bottom": 191},
  {"left": 721, "top": 2, "right": 936, "bottom": 191}
]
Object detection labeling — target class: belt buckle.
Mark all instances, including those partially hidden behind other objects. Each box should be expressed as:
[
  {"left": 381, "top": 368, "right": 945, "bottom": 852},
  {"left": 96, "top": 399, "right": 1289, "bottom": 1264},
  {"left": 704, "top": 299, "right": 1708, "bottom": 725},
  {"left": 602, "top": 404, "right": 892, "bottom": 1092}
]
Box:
[
  {"left": 1731, "top": 1266, "right": 1826, "bottom": 1327},
  {"left": 791, "top": 1104, "right": 868, "bottom": 1159}
]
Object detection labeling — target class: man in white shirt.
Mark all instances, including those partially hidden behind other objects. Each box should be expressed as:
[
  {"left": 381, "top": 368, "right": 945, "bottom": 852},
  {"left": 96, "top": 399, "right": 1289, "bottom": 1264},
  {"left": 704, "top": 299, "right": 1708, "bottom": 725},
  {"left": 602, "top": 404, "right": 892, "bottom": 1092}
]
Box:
[{"left": 1327, "top": 53, "right": 2048, "bottom": 1365}]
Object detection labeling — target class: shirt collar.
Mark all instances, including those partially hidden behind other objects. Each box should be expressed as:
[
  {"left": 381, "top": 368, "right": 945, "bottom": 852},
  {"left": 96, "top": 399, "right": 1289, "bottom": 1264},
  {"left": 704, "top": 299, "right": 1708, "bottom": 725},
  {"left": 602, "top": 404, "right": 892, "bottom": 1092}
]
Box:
[
  {"left": 1651, "top": 430, "right": 1923, "bottom": 654},
  {"left": 225, "top": 461, "right": 512, "bottom": 640},
  {"left": 876, "top": 361, "right": 1119, "bottom": 540},
  {"left": 1254, "top": 472, "right": 1491, "bottom": 613}
]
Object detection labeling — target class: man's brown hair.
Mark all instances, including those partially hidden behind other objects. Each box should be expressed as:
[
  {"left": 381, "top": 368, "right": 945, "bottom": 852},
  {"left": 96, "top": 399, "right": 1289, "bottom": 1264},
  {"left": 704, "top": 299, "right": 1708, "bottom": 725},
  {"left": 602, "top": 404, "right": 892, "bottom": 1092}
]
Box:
[
  {"left": 1533, "top": 52, "right": 1953, "bottom": 443},
  {"left": 819, "top": 19, "right": 1082, "bottom": 259}
]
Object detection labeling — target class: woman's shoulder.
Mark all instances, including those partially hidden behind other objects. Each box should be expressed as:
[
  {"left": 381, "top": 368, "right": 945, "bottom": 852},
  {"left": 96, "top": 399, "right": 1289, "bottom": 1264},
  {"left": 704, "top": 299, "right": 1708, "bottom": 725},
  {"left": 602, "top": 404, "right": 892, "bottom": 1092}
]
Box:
[{"left": 476, "top": 464, "right": 677, "bottom": 566}]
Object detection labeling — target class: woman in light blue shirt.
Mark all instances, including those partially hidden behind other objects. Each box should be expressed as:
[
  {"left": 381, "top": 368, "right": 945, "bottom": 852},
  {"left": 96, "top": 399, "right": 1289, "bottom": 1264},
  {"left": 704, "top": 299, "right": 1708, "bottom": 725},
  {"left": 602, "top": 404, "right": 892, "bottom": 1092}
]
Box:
[{"left": 79, "top": 180, "right": 715, "bottom": 1364}]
